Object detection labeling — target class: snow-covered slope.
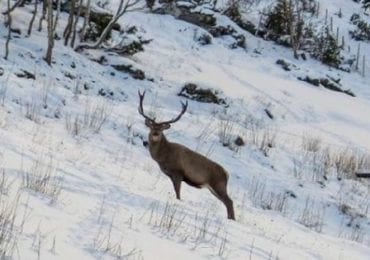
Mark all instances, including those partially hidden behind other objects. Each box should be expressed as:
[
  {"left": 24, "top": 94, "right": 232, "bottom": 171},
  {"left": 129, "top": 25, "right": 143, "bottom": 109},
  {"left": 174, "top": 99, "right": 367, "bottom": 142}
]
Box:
[{"left": 0, "top": 0, "right": 370, "bottom": 259}]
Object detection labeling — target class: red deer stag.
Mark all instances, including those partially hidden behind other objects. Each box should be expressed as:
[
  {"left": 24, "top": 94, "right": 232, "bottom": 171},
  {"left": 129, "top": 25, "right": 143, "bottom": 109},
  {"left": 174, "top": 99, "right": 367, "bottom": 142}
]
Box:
[{"left": 138, "top": 91, "right": 235, "bottom": 220}]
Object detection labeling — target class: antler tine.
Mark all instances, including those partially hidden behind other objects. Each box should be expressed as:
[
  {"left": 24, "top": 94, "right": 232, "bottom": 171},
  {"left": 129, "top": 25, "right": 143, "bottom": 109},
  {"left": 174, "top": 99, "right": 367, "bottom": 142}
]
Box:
[
  {"left": 160, "top": 100, "right": 188, "bottom": 125},
  {"left": 138, "top": 90, "right": 155, "bottom": 122}
]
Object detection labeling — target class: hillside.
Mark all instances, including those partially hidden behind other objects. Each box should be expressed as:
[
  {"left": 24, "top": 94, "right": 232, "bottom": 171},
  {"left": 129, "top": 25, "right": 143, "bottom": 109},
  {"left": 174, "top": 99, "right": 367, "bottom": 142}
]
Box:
[{"left": 0, "top": 0, "right": 370, "bottom": 259}]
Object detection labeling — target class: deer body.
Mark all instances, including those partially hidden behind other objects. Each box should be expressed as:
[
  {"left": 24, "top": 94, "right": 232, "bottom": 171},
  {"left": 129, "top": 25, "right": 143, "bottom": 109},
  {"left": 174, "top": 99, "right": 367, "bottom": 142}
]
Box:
[
  {"left": 149, "top": 136, "right": 226, "bottom": 186},
  {"left": 139, "top": 91, "right": 235, "bottom": 220}
]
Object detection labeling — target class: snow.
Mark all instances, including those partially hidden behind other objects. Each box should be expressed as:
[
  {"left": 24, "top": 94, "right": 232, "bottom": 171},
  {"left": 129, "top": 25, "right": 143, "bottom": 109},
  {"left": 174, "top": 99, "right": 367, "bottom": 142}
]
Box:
[{"left": 0, "top": 0, "right": 370, "bottom": 259}]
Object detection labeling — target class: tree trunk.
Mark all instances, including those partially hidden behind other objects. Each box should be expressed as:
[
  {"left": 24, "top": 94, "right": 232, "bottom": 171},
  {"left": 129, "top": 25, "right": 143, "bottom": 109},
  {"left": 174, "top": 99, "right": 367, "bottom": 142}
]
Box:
[
  {"left": 53, "top": 0, "right": 61, "bottom": 32},
  {"left": 4, "top": 0, "right": 12, "bottom": 60},
  {"left": 64, "top": 0, "right": 76, "bottom": 46},
  {"left": 38, "top": 0, "right": 47, "bottom": 31},
  {"left": 80, "top": 0, "right": 91, "bottom": 42},
  {"left": 45, "top": 0, "right": 54, "bottom": 65},
  {"left": 27, "top": 0, "right": 38, "bottom": 36},
  {"left": 291, "top": 0, "right": 303, "bottom": 59},
  {"left": 71, "top": 0, "right": 84, "bottom": 48}
]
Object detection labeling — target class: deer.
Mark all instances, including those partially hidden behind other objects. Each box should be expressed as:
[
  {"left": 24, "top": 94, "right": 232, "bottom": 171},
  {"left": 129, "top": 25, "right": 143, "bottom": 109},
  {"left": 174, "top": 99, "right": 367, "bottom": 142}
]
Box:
[{"left": 138, "top": 91, "right": 235, "bottom": 220}]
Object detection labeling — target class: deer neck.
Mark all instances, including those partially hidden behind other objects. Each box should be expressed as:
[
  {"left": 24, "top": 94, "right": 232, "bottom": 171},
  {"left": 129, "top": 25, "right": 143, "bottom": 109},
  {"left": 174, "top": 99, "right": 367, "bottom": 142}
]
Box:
[{"left": 148, "top": 134, "right": 170, "bottom": 162}]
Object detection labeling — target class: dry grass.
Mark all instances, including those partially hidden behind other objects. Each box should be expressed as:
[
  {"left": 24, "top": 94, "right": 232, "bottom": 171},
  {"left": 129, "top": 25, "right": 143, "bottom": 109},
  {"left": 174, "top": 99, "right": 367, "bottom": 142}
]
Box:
[
  {"left": 22, "top": 154, "right": 62, "bottom": 203},
  {"left": 65, "top": 100, "right": 112, "bottom": 136},
  {"left": 0, "top": 170, "right": 25, "bottom": 258}
]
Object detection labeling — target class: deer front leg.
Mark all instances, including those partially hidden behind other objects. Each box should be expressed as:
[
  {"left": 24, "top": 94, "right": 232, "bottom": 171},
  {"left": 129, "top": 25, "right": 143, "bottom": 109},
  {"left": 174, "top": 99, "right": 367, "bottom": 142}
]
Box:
[{"left": 170, "top": 174, "right": 183, "bottom": 200}]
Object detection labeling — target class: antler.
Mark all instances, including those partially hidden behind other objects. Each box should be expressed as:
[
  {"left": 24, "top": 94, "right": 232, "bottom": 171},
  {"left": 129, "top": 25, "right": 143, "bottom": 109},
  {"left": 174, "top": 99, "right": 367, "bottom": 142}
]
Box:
[
  {"left": 159, "top": 100, "right": 188, "bottom": 125},
  {"left": 138, "top": 90, "right": 156, "bottom": 123},
  {"left": 138, "top": 90, "right": 188, "bottom": 125}
]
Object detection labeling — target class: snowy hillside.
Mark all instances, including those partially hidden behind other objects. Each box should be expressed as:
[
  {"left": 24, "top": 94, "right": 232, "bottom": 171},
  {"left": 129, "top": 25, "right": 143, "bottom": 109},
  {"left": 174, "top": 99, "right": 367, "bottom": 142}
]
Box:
[{"left": 0, "top": 0, "right": 370, "bottom": 259}]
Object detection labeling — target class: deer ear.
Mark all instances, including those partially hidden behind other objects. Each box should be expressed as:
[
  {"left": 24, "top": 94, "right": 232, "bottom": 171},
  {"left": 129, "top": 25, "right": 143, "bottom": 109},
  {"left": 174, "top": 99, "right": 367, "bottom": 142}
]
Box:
[
  {"left": 145, "top": 119, "right": 152, "bottom": 128},
  {"left": 161, "top": 123, "right": 171, "bottom": 130}
]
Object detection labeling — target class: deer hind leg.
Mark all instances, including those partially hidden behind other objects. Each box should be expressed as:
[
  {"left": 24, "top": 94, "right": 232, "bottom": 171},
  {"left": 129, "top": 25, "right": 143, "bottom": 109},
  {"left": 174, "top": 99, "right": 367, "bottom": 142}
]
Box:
[
  {"left": 221, "top": 193, "right": 235, "bottom": 220},
  {"left": 208, "top": 183, "right": 235, "bottom": 220}
]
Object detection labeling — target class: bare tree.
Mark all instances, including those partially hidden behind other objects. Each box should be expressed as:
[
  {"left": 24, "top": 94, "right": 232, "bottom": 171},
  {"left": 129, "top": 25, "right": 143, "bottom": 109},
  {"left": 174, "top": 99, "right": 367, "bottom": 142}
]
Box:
[
  {"left": 45, "top": 0, "right": 59, "bottom": 65},
  {"left": 76, "top": 0, "right": 143, "bottom": 50}
]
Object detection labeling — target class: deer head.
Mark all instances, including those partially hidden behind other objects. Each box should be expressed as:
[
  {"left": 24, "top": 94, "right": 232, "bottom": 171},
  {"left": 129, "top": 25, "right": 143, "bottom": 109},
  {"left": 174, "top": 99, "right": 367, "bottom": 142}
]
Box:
[{"left": 138, "top": 90, "right": 188, "bottom": 143}]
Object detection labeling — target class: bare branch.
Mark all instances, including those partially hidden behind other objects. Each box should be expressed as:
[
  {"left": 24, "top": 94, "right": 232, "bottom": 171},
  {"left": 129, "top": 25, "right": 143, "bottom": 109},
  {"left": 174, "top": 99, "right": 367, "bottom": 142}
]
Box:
[{"left": 2, "top": 0, "right": 24, "bottom": 15}]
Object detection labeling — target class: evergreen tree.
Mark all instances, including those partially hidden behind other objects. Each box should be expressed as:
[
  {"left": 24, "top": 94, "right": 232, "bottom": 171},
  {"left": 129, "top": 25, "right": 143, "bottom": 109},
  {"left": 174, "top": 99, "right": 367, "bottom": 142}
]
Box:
[
  {"left": 265, "top": 0, "right": 294, "bottom": 36},
  {"left": 313, "top": 28, "right": 341, "bottom": 67}
]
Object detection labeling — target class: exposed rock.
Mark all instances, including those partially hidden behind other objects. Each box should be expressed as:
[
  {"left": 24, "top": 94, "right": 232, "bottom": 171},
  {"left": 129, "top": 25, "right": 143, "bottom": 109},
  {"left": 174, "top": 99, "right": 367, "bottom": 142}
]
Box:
[
  {"left": 223, "top": 4, "right": 261, "bottom": 36},
  {"left": 298, "top": 76, "right": 320, "bottom": 86},
  {"left": 209, "top": 25, "right": 235, "bottom": 38},
  {"left": 154, "top": 2, "right": 246, "bottom": 48},
  {"left": 276, "top": 59, "right": 291, "bottom": 71},
  {"left": 230, "top": 34, "right": 246, "bottom": 49},
  {"left": 234, "top": 136, "right": 245, "bottom": 147},
  {"left": 98, "top": 88, "right": 114, "bottom": 97},
  {"left": 91, "top": 55, "right": 108, "bottom": 65},
  {"left": 298, "top": 75, "right": 355, "bottom": 97},
  {"left": 319, "top": 78, "right": 355, "bottom": 97},
  {"left": 15, "top": 69, "right": 35, "bottom": 80},
  {"left": 178, "top": 9, "right": 216, "bottom": 28},
  {"left": 64, "top": 71, "right": 76, "bottom": 80},
  {"left": 110, "top": 38, "right": 152, "bottom": 56},
  {"left": 196, "top": 32, "right": 212, "bottom": 45},
  {"left": 154, "top": 3, "right": 216, "bottom": 28},
  {"left": 178, "top": 83, "right": 227, "bottom": 105},
  {"left": 111, "top": 64, "right": 146, "bottom": 80},
  {"left": 11, "top": 28, "right": 21, "bottom": 35},
  {"left": 209, "top": 25, "right": 246, "bottom": 49}
]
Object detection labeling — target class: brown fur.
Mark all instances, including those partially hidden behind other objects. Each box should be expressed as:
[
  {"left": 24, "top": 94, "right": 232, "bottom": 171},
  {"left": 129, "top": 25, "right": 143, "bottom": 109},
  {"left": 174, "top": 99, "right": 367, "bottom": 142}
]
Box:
[{"left": 139, "top": 91, "right": 235, "bottom": 220}]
